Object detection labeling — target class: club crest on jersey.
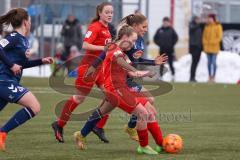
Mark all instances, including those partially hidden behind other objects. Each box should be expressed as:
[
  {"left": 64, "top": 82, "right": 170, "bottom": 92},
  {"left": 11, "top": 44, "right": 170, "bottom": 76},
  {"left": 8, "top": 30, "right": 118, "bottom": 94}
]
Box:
[{"left": 133, "top": 50, "right": 143, "bottom": 59}]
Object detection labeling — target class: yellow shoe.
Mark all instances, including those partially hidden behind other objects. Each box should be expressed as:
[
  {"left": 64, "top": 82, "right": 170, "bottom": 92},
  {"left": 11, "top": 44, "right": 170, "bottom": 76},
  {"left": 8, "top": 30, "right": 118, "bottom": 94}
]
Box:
[
  {"left": 124, "top": 125, "right": 139, "bottom": 141},
  {"left": 0, "top": 132, "right": 7, "bottom": 151},
  {"left": 73, "top": 131, "right": 87, "bottom": 150}
]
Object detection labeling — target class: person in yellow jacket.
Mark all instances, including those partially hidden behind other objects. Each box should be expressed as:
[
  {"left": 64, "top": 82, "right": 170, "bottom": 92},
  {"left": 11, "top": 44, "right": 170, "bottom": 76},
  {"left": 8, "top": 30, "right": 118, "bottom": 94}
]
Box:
[{"left": 202, "top": 14, "right": 223, "bottom": 82}]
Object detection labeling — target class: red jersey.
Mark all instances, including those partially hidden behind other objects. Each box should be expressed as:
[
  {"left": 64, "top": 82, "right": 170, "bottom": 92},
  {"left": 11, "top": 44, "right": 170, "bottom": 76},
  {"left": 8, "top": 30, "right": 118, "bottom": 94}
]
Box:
[
  {"left": 80, "top": 21, "right": 111, "bottom": 65},
  {"left": 103, "top": 45, "right": 131, "bottom": 90},
  {"left": 103, "top": 45, "right": 148, "bottom": 114}
]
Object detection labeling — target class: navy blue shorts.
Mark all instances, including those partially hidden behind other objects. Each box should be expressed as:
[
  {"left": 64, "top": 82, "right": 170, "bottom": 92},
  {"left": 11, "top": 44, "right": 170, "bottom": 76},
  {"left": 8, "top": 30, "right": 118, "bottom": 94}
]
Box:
[
  {"left": 0, "top": 80, "right": 29, "bottom": 111},
  {"left": 126, "top": 78, "right": 142, "bottom": 92}
]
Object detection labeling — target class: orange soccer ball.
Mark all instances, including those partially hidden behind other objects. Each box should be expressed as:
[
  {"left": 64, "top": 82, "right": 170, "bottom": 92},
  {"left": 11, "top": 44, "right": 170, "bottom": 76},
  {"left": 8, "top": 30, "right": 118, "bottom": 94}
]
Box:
[{"left": 162, "top": 134, "right": 183, "bottom": 153}]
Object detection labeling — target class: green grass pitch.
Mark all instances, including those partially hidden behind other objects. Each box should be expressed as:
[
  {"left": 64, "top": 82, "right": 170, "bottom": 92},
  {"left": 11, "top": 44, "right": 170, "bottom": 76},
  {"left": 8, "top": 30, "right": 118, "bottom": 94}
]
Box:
[{"left": 0, "top": 77, "right": 240, "bottom": 160}]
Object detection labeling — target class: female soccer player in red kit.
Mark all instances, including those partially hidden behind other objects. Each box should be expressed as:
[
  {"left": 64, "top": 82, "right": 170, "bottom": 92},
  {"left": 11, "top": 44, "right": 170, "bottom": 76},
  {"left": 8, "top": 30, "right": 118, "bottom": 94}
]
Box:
[
  {"left": 51, "top": 2, "right": 113, "bottom": 143},
  {"left": 103, "top": 25, "right": 164, "bottom": 154},
  {"left": 74, "top": 25, "right": 165, "bottom": 154}
]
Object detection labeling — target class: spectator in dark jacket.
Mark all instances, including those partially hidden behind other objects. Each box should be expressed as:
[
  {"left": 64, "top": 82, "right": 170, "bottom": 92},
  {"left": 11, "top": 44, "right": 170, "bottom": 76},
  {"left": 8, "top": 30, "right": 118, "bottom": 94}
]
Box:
[
  {"left": 61, "top": 14, "right": 83, "bottom": 60},
  {"left": 154, "top": 17, "right": 178, "bottom": 79},
  {"left": 189, "top": 16, "right": 202, "bottom": 82}
]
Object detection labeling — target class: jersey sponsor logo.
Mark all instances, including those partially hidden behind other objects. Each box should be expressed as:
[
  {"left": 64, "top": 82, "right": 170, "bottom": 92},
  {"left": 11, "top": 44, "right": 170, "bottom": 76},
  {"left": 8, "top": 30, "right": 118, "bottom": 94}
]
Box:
[
  {"left": 85, "top": 31, "right": 92, "bottom": 38},
  {"left": 133, "top": 50, "right": 143, "bottom": 59},
  {"left": 102, "top": 30, "right": 110, "bottom": 35},
  {"left": 102, "top": 31, "right": 107, "bottom": 35},
  {"left": 0, "top": 39, "right": 9, "bottom": 47},
  {"left": 105, "top": 38, "right": 112, "bottom": 45}
]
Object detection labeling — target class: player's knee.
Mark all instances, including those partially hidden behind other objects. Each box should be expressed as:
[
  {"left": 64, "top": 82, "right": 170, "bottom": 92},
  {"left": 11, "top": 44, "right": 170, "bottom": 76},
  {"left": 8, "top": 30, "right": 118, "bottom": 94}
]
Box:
[
  {"left": 146, "top": 102, "right": 157, "bottom": 122},
  {"left": 147, "top": 96, "right": 154, "bottom": 105},
  {"left": 134, "top": 105, "right": 148, "bottom": 121},
  {"left": 73, "top": 95, "right": 85, "bottom": 104},
  {"left": 30, "top": 101, "right": 41, "bottom": 115}
]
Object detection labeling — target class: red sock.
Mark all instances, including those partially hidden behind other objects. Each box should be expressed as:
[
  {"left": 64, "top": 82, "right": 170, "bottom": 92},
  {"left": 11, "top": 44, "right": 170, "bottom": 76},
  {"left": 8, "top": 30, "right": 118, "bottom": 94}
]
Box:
[
  {"left": 96, "top": 114, "right": 109, "bottom": 129},
  {"left": 57, "top": 96, "right": 79, "bottom": 128},
  {"left": 147, "top": 121, "right": 163, "bottom": 146},
  {"left": 137, "top": 128, "right": 148, "bottom": 147}
]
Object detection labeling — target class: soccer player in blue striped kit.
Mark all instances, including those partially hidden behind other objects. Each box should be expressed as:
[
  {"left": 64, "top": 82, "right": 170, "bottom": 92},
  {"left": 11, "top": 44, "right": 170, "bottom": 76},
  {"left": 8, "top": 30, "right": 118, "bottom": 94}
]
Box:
[{"left": 0, "top": 8, "right": 53, "bottom": 151}]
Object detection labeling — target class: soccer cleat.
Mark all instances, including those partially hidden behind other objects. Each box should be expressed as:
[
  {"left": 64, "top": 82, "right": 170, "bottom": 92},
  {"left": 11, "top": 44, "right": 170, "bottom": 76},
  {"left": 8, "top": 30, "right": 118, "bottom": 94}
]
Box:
[
  {"left": 155, "top": 145, "right": 163, "bottom": 153},
  {"left": 124, "top": 125, "right": 139, "bottom": 141},
  {"left": 74, "top": 131, "right": 87, "bottom": 150},
  {"left": 0, "top": 132, "right": 7, "bottom": 151},
  {"left": 92, "top": 127, "right": 109, "bottom": 143},
  {"left": 51, "top": 121, "right": 64, "bottom": 143},
  {"left": 137, "top": 145, "right": 158, "bottom": 155}
]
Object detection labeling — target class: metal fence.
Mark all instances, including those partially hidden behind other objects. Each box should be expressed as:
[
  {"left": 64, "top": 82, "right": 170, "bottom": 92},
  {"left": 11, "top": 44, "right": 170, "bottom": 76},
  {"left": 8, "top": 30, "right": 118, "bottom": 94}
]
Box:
[
  {"left": 2, "top": 0, "right": 144, "bottom": 57},
  {"left": 1, "top": 0, "right": 146, "bottom": 76}
]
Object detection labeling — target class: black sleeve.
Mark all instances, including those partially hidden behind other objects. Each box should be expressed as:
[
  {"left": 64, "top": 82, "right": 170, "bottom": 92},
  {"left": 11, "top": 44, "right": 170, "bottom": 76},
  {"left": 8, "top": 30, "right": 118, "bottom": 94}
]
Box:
[
  {"left": 77, "top": 24, "right": 83, "bottom": 49},
  {"left": 136, "top": 57, "right": 155, "bottom": 66},
  {"left": 61, "top": 24, "right": 66, "bottom": 37},
  {"left": 189, "top": 22, "right": 199, "bottom": 32},
  {"left": 108, "top": 24, "right": 117, "bottom": 40},
  {"left": 78, "top": 24, "right": 83, "bottom": 41},
  {"left": 91, "top": 51, "right": 106, "bottom": 68},
  {"left": 23, "top": 59, "right": 43, "bottom": 69},
  {"left": 153, "top": 29, "right": 161, "bottom": 47}
]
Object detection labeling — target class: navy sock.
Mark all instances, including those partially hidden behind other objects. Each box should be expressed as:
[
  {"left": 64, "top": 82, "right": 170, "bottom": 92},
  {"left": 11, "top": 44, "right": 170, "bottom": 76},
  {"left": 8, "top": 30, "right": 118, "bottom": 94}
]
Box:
[
  {"left": 128, "top": 114, "right": 137, "bottom": 128},
  {"left": 81, "top": 109, "right": 102, "bottom": 137},
  {"left": 0, "top": 107, "right": 35, "bottom": 133}
]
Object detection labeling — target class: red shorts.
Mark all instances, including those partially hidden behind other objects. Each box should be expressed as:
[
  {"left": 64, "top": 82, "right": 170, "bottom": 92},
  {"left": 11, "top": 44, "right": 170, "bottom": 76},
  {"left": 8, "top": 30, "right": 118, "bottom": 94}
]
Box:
[
  {"left": 75, "top": 64, "right": 104, "bottom": 95},
  {"left": 105, "top": 87, "right": 147, "bottom": 114}
]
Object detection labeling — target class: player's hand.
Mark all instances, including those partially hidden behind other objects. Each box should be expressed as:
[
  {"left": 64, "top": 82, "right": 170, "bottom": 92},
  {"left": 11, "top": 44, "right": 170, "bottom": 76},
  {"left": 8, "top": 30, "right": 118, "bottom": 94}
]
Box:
[
  {"left": 11, "top": 64, "right": 22, "bottom": 75},
  {"left": 84, "top": 66, "right": 99, "bottom": 82},
  {"left": 25, "top": 49, "right": 31, "bottom": 58},
  {"left": 104, "top": 43, "right": 117, "bottom": 52},
  {"left": 154, "top": 54, "right": 168, "bottom": 65},
  {"left": 148, "top": 71, "right": 156, "bottom": 78},
  {"left": 42, "top": 57, "right": 54, "bottom": 64},
  {"left": 85, "top": 66, "right": 96, "bottom": 77}
]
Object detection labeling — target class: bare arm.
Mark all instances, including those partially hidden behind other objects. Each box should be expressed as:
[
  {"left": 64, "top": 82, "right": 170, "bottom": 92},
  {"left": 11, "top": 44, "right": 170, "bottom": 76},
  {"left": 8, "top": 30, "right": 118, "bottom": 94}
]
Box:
[
  {"left": 116, "top": 56, "right": 156, "bottom": 78},
  {"left": 82, "top": 42, "right": 105, "bottom": 51},
  {"left": 116, "top": 56, "right": 137, "bottom": 72}
]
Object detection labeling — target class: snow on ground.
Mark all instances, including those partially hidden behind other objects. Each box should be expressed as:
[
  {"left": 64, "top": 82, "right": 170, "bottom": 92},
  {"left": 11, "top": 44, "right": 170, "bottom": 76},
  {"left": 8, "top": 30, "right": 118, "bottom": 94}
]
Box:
[
  {"left": 161, "top": 51, "right": 240, "bottom": 84},
  {"left": 23, "top": 51, "right": 240, "bottom": 84}
]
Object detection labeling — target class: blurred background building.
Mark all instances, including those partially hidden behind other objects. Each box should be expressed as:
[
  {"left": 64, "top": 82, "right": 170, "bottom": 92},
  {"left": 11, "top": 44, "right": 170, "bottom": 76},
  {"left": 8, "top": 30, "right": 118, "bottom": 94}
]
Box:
[{"left": 1, "top": 0, "right": 240, "bottom": 58}]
